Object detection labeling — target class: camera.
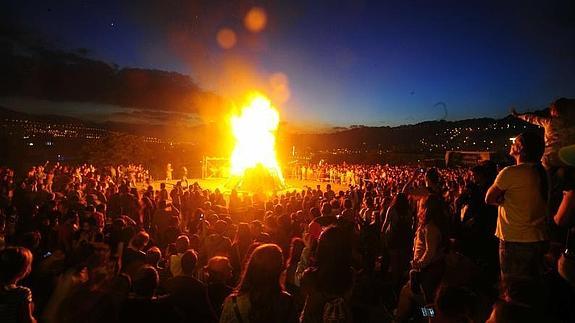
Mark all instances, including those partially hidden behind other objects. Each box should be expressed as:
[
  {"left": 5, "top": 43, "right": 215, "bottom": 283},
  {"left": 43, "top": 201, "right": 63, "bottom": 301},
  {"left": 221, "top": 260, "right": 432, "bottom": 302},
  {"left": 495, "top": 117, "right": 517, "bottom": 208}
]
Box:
[{"left": 420, "top": 306, "right": 435, "bottom": 318}]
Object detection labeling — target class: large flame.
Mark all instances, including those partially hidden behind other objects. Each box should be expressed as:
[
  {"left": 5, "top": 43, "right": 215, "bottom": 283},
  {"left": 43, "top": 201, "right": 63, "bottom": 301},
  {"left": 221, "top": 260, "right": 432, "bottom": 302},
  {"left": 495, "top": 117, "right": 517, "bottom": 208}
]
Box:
[{"left": 229, "top": 93, "right": 284, "bottom": 187}]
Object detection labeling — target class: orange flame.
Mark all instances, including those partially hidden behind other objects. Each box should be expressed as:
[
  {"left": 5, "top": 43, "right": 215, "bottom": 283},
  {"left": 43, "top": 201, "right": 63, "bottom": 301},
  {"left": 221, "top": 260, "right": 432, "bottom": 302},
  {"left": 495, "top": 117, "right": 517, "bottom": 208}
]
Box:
[{"left": 229, "top": 93, "right": 284, "bottom": 184}]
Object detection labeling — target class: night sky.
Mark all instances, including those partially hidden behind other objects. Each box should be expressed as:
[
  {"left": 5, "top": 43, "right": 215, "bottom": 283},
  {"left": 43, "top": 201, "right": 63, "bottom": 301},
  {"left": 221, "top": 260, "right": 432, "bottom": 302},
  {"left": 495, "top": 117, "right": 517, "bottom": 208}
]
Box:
[{"left": 3, "top": 0, "right": 575, "bottom": 130}]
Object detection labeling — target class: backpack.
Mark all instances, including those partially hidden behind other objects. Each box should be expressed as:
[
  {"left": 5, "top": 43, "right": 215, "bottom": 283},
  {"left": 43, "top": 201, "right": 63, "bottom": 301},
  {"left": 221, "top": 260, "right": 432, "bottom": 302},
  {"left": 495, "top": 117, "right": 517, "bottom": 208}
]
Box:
[{"left": 322, "top": 297, "right": 352, "bottom": 323}]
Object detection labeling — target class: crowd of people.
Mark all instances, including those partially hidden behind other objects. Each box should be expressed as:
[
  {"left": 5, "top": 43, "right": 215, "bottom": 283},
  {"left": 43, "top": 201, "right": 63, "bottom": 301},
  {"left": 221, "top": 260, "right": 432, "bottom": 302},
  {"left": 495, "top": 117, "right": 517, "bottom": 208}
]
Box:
[
  {"left": 0, "top": 154, "right": 571, "bottom": 322},
  {"left": 1, "top": 99, "right": 575, "bottom": 323}
]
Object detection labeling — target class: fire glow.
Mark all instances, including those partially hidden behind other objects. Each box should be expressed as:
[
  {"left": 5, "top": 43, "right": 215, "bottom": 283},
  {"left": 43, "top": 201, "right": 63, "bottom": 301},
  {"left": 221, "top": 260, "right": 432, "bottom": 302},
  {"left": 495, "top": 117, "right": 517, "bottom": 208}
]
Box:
[{"left": 229, "top": 93, "right": 285, "bottom": 188}]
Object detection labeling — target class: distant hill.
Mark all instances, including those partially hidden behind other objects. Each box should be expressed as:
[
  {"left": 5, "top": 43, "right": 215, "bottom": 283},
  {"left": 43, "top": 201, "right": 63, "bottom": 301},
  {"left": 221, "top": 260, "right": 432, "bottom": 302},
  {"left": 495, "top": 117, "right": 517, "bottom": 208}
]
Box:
[
  {"left": 0, "top": 105, "right": 541, "bottom": 155},
  {"left": 287, "top": 116, "right": 540, "bottom": 153},
  {"left": 0, "top": 105, "right": 94, "bottom": 125},
  {"left": 0, "top": 105, "right": 221, "bottom": 144}
]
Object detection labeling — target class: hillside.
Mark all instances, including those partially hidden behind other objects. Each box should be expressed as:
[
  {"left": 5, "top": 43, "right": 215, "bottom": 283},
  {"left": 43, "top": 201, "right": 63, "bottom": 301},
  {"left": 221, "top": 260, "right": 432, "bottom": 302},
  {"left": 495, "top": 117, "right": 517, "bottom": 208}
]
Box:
[{"left": 287, "top": 116, "right": 539, "bottom": 153}]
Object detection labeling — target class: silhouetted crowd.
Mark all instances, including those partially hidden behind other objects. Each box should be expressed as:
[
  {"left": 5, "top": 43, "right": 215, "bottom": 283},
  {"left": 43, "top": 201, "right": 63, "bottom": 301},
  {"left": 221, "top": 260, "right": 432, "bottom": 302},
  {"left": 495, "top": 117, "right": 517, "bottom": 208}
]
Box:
[{"left": 3, "top": 132, "right": 575, "bottom": 322}]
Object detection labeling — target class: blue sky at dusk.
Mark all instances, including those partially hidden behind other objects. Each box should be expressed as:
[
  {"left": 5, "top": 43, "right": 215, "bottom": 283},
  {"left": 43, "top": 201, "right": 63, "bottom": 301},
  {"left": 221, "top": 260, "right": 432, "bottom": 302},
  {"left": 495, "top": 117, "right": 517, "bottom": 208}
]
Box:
[{"left": 3, "top": 0, "right": 575, "bottom": 129}]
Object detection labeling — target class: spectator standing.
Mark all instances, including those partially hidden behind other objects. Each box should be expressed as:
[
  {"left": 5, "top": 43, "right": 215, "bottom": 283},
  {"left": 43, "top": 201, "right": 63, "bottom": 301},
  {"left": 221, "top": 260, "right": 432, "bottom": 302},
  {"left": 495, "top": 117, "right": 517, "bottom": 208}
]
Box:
[
  {"left": 396, "top": 195, "right": 447, "bottom": 321},
  {"left": 512, "top": 98, "right": 575, "bottom": 169},
  {"left": 512, "top": 98, "right": 575, "bottom": 216},
  {"left": 166, "top": 163, "right": 173, "bottom": 181},
  {"left": 299, "top": 226, "right": 354, "bottom": 323},
  {"left": 204, "top": 256, "right": 234, "bottom": 319},
  {"left": 485, "top": 132, "right": 549, "bottom": 284},
  {"left": 381, "top": 193, "right": 413, "bottom": 289},
  {"left": 119, "top": 266, "right": 179, "bottom": 323},
  {"left": 165, "top": 249, "right": 215, "bottom": 322},
  {"left": 220, "top": 244, "right": 297, "bottom": 323}
]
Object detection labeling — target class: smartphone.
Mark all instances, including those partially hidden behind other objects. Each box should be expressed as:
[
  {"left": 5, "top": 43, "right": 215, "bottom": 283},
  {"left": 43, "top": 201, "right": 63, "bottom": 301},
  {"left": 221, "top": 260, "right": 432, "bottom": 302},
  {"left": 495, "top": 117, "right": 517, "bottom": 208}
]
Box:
[{"left": 420, "top": 306, "right": 435, "bottom": 318}]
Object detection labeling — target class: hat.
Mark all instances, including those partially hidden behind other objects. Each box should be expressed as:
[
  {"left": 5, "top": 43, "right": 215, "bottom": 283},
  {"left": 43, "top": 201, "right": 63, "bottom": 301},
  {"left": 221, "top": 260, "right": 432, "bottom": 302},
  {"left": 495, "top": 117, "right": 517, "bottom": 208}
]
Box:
[{"left": 559, "top": 144, "right": 575, "bottom": 166}]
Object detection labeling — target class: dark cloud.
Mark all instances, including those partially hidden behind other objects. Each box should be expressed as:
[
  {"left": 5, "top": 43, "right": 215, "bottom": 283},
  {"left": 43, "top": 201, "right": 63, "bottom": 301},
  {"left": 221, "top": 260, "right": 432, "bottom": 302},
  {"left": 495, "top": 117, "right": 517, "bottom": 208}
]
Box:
[
  {"left": 110, "top": 109, "right": 201, "bottom": 125},
  {"left": 0, "top": 44, "right": 228, "bottom": 117},
  {"left": 0, "top": 5, "right": 228, "bottom": 118}
]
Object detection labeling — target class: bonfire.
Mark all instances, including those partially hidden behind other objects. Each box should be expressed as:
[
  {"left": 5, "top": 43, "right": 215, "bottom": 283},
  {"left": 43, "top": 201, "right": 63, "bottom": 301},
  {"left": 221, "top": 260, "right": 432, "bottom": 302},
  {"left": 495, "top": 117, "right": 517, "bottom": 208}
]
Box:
[{"left": 226, "top": 93, "right": 285, "bottom": 193}]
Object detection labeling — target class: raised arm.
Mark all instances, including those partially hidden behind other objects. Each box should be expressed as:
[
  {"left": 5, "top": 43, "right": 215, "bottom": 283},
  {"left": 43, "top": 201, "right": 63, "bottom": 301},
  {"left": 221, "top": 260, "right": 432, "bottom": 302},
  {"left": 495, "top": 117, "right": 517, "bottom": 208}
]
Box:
[
  {"left": 402, "top": 169, "right": 428, "bottom": 200},
  {"left": 401, "top": 170, "right": 418, "bottom": 194},
  {"left": 512, "top": 108, "right": 549, "bottom": 128}
]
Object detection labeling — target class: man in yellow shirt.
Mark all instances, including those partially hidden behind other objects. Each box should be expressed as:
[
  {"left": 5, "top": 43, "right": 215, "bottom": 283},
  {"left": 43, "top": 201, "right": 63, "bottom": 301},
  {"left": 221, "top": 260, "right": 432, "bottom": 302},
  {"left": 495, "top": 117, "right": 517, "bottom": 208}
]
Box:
[{"left": 485, "top": 132, "right": 549, "bottom": 282}]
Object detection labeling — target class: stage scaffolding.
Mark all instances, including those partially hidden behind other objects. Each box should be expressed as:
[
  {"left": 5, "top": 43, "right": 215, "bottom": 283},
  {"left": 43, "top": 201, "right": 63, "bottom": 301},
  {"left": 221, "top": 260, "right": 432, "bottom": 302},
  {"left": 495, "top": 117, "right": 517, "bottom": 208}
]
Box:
[{"left": 201, "top": 156, "right": 229, "bottom": 179}]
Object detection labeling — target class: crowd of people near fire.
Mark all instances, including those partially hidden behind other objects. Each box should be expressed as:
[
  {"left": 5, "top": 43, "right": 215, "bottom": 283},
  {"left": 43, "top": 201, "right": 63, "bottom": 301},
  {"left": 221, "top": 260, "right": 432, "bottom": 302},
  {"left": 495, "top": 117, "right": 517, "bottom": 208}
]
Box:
[
  {"left": 289, "top": 163, "right": 394, "bottom": 186},
  {"left": 1, "top": 98, "right": 575, "bottom": 322},
  {"left": 20, "top": 163, "right": 153, "bottom": 191}
]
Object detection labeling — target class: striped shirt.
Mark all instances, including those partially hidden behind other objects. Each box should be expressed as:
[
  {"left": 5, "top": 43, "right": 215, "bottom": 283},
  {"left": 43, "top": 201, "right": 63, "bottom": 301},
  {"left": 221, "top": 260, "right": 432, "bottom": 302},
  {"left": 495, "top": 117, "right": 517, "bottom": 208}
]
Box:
[{"left": 0, "top": 285, "right": 32, "bottom": 323}]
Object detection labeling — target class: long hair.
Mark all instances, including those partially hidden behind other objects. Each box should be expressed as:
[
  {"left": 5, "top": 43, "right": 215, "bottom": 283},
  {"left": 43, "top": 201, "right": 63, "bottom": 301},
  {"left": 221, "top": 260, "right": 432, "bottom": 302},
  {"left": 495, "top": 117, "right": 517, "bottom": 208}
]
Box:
[
  {"left": 286, "top": 237, "right": 305, "bottom": 268},
  {"left": 517, "top": 132, "right": 548, "bottom": 202},
  {"left": 418, "top": 195, "right": 449, "bottom": 250},
  {"left": 418, "top": 195, "right": 445, "bottom": 226},
  {"left": 236, "top": 244, "right": 285, "bottom": 322},
  {"left": 390, "top": 193, "right": 410, "bottom": 219},
  {"left": 315, "top": 226, "right": 353, "bottom": 295}
]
